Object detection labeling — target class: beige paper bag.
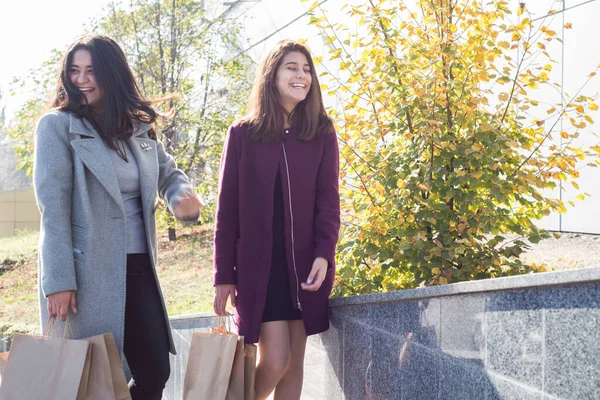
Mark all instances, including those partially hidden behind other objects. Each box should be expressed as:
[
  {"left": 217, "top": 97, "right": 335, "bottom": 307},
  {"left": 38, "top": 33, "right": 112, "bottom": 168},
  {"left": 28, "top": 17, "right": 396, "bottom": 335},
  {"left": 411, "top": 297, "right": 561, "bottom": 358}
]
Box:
[
  {"left": 183, "top": 331, "right": 239, "bottom": 400},
  {"left": 225, "top": 336, "right": 245, "bottom": 400},
  {"left": 0, "top": 351, "right": 9, "bottom": 386},
  {"left": 0, "top": 333, "right": 90, "bottom": 400},
  {"left": 77, "top": 345, "right": 93, "bottom": 400},
  {"left": 84, "top": 333, "right": 131, "bottom": 400},
  {"left": 243, "top": 343, "right": 257, "bottom": 400}
]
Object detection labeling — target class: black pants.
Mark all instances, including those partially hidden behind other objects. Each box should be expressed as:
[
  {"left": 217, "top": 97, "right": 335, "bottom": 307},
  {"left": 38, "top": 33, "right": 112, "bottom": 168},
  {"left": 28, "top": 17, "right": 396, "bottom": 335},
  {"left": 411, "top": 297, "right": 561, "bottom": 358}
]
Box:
[{"left": 124, "top": 253, "right": 171, "bottom": 400}]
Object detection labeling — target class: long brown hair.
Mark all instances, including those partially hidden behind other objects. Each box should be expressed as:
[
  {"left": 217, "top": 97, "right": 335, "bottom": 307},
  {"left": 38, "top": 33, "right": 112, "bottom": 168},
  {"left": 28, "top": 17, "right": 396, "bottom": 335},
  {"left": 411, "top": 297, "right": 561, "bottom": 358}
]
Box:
[
  {"left": 50, "top": 35, "right": 157, "bottom": 151},
  {"left": 238, "top": 40, "right": 333, "bottom": 142}
]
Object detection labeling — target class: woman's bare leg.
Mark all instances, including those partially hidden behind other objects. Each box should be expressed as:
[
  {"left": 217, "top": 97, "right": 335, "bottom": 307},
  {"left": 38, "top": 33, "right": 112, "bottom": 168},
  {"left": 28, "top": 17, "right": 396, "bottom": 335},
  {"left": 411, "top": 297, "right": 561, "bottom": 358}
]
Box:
[
  {"left": 255, "top": 321, "right": 290, "bottom": 400},
  {"left": 273, "top": 320, "right": 307, "bottom": 400}
]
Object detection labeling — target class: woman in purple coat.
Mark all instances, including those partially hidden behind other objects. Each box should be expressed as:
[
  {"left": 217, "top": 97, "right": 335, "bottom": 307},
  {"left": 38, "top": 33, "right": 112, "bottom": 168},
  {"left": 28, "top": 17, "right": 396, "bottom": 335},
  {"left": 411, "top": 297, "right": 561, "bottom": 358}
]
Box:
[{"left": 213, "top": 39, "right": 340, "bottom": 399}]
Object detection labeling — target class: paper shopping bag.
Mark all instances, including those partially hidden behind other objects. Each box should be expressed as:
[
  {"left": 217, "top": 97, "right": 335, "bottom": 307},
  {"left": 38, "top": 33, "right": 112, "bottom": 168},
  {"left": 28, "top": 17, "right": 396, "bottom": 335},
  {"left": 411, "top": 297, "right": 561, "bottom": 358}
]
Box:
[
  {"left": 243, "top": 343, "right": 257, "bottom": 400},
  {"left": 0, "top": 352, "right": 9, "bottom": 385},
  {"left": 183, "top": 330, "right": 239, "bottom": 400},
  {"left": 0, "top": 333, "right": 91, "bottom": 400},
  {"left": 225, "top": 336, "right": 245, "bottom": 400},
  {"left": 84, "top": 333, "right": 131, "bottom": 400}
]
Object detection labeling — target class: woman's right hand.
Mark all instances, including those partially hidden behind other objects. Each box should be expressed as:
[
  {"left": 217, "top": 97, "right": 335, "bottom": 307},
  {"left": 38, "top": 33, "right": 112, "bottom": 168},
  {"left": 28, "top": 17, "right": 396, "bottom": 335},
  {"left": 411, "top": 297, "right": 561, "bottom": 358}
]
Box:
[
  {"left": 47, "top": 290, "right": 77, "bottom": 321},
  {"left": 213, "top": 284, "right": 236, "bottom": 316}
]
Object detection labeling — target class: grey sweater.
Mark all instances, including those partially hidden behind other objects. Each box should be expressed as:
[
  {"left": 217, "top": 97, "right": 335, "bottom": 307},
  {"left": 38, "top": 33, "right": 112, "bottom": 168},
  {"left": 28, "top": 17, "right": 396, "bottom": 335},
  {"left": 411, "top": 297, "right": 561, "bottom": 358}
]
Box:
[{"left": 107, "top": 140, "right": 149, "bottom": 254}]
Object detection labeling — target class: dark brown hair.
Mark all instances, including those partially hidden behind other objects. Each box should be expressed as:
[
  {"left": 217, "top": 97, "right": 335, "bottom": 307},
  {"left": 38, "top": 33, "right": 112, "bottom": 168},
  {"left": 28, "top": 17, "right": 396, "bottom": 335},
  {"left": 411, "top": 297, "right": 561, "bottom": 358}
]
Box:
[
  {"left": 238, "top": 39, "right": 333, "bottom": 142},
  {"left": 50, "top": 35, "right": 157, "bottom": 151}
]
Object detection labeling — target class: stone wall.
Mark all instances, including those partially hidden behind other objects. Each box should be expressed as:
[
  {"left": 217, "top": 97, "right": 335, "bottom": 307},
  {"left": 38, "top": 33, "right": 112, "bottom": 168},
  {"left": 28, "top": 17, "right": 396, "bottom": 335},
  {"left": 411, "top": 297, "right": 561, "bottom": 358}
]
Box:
[{"left": 165, "top": 266, "right": 600, "bottom": 399}]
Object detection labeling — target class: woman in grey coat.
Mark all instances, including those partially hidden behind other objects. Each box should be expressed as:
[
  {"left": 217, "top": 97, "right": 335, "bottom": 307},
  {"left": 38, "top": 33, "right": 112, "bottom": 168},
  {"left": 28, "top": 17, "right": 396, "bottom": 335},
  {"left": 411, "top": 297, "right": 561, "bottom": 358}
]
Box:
[{"left": 33, "top": 35, "right": 200, "bottom": 399}]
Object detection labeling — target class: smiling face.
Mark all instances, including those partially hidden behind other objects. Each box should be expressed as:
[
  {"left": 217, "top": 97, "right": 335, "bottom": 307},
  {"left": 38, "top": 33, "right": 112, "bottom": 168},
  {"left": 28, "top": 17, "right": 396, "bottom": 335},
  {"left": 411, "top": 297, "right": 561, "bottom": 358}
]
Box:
[
  {"left": 275, "top": 51, "right": 312, "bottom": 115},
  {"left": 69, "top": 49, "right": 102, "bottom": 107}
]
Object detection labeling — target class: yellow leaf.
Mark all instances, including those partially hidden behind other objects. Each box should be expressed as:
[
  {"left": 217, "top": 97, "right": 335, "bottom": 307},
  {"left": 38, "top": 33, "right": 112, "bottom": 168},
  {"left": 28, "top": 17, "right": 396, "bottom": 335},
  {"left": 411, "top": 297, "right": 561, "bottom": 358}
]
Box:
[
  {"left": 539, "top": 72, "right": 549, "bottom": 81},
  {"left": 432, "top": 267, "right": 441, "bottom": 275},
  {"left": 572, "top": 181, "right": 579, "bottom": 189},
  {"left": 498, "top": 93, "right": 509, "bottom": 101},
  {"left": 544, "top": 64, "right": 553, "bottom": 71},
  {"left": 546, "top": 107, "right": 556, "bottom": 115},
  {"left": 576, "top": 105, "right": 584, "bottom": 113},
  {"left": 512, "top": 32, "right": 521, "bottom": 42},
  {"left": 537, "top": 43, "right": 546, "bottom": 50},
  {"left": 545, "top": 29, "right": 556, "bottom": 37},
  {"left": 397, "top": 179, "right": 406, "bottom": 189},
  {"left": 560, "top": 131, "right": 569, "bottom": 139},
  {"left": 564, "top": 22, "right": 573, "bottom": 29},
  {"left": 589, "top": 103, "right": 599, "bottom": 111},
  {"left": 438, "top": 277, "right": 448, "bottom": 285},
  {"left": 308, "top": 1, "right": 319, "bottom": 12},
  {"left": 480, "top": 123, "right": 493, "bottom": 132}
]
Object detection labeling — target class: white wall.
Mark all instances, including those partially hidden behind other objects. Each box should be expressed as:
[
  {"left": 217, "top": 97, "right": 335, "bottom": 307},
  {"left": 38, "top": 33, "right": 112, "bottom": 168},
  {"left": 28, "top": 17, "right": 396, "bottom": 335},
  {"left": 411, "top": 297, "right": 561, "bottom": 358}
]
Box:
[{"left": 0, "top": 188, "right": 40, "bottom": 238}]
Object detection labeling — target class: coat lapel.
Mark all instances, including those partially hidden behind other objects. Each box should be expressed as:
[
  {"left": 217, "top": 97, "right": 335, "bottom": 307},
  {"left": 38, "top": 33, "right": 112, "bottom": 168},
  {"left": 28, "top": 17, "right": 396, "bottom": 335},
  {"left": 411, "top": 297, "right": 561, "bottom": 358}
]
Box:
[
  {"left": 68, "top": 115, "right": 125, "bottom": 214},
  {"left": 127, "top": 125, "right": 157, "bottom": 218}
]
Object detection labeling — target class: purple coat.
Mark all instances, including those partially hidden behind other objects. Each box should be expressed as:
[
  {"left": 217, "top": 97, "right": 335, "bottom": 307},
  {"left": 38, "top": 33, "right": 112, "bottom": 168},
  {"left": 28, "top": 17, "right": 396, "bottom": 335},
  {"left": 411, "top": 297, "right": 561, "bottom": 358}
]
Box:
[{"left": 213, "top": 123, "right": 340, "bottom": 343}]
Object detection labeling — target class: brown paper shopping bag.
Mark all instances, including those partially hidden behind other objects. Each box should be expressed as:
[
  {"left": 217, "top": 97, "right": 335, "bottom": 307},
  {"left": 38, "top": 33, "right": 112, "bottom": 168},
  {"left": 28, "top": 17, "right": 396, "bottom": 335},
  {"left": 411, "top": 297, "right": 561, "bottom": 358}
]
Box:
[
  {"left": 0, "top": 352, "right": 9, "bottom": 386},
  {"left": 183, "top": 322, "right": 240, "bottom": 400},
  {"left": 84, "top": 333, "right": 131, "bottom": 400},
  {"left": 0, "top": 332, "right": 91, "bottom": 400},
  {"left": 225, "top": 336, "right": 245, "bottom": 400},
  {"left": 243, "top": 343, "right": 257, "bottom": 400}
]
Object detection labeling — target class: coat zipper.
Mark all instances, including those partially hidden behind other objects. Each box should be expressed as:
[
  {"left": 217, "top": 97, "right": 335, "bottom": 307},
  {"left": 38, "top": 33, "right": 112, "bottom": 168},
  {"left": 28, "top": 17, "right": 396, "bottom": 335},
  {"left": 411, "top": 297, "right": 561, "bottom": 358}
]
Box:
[{"left": 281, "top": 142, "right": 302, "bottom": 311}]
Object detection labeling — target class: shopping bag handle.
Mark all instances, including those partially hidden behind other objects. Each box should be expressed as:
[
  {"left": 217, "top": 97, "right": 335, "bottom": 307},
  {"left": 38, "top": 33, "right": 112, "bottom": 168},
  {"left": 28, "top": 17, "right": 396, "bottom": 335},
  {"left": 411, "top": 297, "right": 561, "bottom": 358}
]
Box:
[
  {"left": 210, "top": 314, "right": 234, "bottom": 335},
  {"left": 43, "top": 316, "right": 74, "bottom": 339}
]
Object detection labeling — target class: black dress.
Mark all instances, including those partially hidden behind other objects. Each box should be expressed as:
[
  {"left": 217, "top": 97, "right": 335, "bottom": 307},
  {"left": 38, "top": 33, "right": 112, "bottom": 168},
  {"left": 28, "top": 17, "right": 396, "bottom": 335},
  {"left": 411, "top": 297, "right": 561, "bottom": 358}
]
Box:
[{"left": 261, "top": 170, "right": 303, "bottom": 322}]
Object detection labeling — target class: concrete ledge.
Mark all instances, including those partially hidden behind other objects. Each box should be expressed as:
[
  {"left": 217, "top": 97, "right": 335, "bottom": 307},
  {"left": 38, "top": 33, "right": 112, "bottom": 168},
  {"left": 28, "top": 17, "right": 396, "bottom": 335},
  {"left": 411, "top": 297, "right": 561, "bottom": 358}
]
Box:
[
  {"left": 166, "top": 267, "right": 600, "bottom": 399},
  {"left": 329, "top": 266, "right": 600, "bottom": 307}
]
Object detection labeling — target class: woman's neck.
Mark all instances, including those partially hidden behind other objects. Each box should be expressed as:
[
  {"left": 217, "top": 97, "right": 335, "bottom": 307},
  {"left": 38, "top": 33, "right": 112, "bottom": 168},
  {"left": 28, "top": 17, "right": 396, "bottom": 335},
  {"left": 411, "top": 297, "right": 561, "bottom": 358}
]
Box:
[{"left": 282, "top": 110, "right": 293, "bottom": 129}]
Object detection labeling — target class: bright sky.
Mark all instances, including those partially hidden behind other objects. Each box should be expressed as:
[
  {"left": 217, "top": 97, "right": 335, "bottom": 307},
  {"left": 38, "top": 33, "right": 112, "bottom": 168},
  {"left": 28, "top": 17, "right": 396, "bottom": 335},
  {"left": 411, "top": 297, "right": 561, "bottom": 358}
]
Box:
[{"left": 0, "top": 0, "right": 112, "bottom": 119}]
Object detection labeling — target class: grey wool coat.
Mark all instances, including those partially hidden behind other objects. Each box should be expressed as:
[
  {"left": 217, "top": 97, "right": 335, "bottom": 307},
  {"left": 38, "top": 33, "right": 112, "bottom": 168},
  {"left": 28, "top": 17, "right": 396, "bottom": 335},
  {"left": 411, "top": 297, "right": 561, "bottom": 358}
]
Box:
[{"left": 33, "top": 110, "right": 194, "bottom": 360}]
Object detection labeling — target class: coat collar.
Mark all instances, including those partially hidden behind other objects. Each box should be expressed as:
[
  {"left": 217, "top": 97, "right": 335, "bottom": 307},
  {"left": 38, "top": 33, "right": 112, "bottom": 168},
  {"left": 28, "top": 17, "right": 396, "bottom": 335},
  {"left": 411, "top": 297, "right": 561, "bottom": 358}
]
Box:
[
  {"left": 68, "top": 112, "right": 157, "bottom": 218},
  {"left": 69, "top": 113, "right": 152, "bottom": 139}
]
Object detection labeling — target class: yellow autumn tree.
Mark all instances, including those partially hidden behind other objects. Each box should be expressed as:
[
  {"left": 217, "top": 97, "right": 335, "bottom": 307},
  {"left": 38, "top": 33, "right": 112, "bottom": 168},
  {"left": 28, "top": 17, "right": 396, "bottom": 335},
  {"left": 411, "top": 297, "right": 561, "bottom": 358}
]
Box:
[{"left": 305, "top": 0, "right": 600, "bottom": 295}]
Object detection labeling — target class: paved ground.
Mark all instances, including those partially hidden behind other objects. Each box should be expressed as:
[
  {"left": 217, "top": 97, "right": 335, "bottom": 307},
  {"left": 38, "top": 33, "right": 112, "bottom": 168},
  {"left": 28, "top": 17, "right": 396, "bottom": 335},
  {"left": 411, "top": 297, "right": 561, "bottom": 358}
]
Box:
[{"left": 517, "top": 232, "right": 600, "bottom": 269}]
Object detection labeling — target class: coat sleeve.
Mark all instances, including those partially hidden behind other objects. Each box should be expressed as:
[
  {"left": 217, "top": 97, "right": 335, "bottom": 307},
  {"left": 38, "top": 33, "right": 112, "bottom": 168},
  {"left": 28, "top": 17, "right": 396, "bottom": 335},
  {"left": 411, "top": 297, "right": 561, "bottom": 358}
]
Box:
[
  {"left": 213, "top": 126, "right": 239, "bottom": 285},
  {"left": 156, "top": 137, "right": 199, "bottom": 222},
  {"left": 33, "top": 112, "right": 78, "bottom": 297},
  {"left": 313, "top": 130, "right": 341, "bottom": 269}
]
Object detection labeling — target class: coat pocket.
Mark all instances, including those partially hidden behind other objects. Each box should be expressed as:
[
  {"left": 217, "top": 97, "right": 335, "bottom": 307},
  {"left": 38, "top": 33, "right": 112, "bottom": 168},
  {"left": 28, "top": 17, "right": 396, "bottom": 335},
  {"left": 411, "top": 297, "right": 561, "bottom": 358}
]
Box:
[{"left": 71, "top": 221, "right": 89, "bottom": 253}]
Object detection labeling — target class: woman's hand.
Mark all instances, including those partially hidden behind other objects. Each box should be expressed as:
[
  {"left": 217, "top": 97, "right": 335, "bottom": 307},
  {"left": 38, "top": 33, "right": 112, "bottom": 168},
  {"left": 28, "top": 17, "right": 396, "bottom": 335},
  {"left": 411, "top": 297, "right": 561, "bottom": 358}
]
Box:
[
  {"left": 47, "top": 290, "right": 77, "bottom": 321},
  {"left": 214, "top": 284, "right": 236, "bottom": 316},
  {"left": 301, "top": 257, "right": 328, "bottom": 291},
  {"left": 173, "top": 192, "right": 202, "bottom": 221}
]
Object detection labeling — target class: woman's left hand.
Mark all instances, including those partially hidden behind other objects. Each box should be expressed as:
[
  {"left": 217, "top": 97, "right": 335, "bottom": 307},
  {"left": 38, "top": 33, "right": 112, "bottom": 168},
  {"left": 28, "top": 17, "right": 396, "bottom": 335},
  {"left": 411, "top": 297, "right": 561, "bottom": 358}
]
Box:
[
  {"left": 173, "top": 192, "right": 202, "bottom": 221},
  {"left": 301, "top": 257, "right": 328, "bottom": 291}
]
